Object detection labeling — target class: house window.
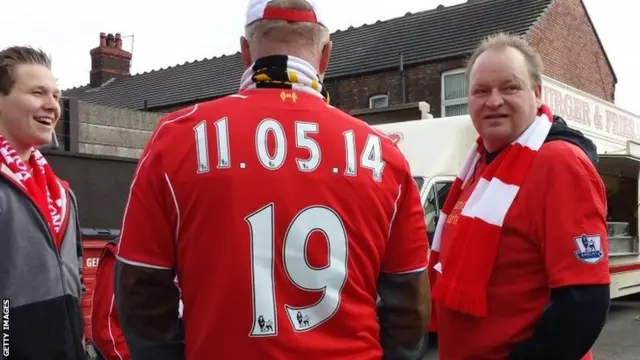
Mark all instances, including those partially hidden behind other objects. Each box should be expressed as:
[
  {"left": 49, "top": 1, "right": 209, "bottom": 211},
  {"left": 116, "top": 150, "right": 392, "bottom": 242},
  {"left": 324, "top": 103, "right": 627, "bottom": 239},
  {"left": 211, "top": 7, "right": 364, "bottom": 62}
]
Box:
[
  {"left": 441, "top": 69, "right": 469, "bottom": 117},
  {"left": 369, "top": 94, "right": 389, "bottom": 109}
]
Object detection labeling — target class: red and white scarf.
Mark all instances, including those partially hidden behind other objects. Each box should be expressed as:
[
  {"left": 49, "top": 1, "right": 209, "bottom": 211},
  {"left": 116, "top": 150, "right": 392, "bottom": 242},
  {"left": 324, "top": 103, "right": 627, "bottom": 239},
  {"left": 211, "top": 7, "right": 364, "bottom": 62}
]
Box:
[
  {"left": 428, "top": 104, "right": 554, "bottom": 317},
  {"left": 0, "top": 135, "right": 67, "bottom": 249}
]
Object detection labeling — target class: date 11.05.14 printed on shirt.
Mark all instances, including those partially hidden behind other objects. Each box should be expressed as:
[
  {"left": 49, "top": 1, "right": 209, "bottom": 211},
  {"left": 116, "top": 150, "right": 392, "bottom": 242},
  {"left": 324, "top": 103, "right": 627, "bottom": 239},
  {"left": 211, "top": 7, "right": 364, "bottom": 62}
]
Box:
[{"left": 193, "top": 117, "right": 386, "bottom": 182}]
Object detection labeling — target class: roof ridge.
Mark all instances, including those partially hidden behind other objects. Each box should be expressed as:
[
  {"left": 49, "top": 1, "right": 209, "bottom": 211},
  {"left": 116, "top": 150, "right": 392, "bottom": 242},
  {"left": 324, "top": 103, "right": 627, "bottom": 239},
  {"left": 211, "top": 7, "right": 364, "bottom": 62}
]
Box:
[
  {"left": 62, "top": 0, "right": 512, "bottom": 91},
  {"left": 62, "top": 51, "right": 243, "bottom": 91},
  {"left": 135, "top": 50, "right": 242, "bottom": 76},
  {"left": 523, "top": 0, "right": 557, "bottom": 40},
  {"left": 62, "top": 0, "right": 554, "bottom": 109},
  {"left": 332, "top": 1, "right": 474, "bottom": 35}
]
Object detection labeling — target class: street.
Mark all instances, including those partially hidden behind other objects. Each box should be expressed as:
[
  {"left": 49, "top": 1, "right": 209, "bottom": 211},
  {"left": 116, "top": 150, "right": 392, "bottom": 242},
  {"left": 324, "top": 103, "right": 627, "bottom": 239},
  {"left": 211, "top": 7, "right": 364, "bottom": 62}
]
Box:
[
  {"left": 423, "top": 296, "right": 640, "bottom": 360},
  {"left": 592, "top": 297, "right": 640, "bottom": 360}
]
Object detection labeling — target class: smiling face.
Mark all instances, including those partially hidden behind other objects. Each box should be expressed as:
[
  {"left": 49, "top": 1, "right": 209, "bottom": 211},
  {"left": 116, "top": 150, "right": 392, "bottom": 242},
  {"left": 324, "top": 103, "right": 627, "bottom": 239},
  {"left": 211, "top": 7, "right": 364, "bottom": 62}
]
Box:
[
  {"left": 467, "top": 46, "right": 542, "bottom": 152},
  {"left": 0, "top": 63, "right": 60, "bottom": 159}
]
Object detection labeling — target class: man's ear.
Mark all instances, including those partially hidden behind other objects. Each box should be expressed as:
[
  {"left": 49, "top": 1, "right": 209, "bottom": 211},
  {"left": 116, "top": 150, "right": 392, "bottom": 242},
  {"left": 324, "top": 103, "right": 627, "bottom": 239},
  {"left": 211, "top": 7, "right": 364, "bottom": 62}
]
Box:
[
  {"left": 318, "top": 40, "right": 332, "bottom": 79},
  {"left": 534, "top": 83, "right": 542, "bottom": 107},
  {"left": 240, "top": 36, "right": 252, "bottom": 68}
]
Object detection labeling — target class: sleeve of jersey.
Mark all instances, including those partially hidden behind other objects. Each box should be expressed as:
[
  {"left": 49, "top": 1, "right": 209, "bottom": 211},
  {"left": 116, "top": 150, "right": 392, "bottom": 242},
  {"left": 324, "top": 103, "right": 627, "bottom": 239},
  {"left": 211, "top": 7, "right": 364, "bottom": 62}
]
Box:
[
  {"left": 541, "top": 148, "right": 611, "bottom": 288},
  {"left": 381, "top": 163, "right": 430, "bottom": 274},
  {"left": 117, "top": 134, "right": 177, "bottom": 269},
  {"left": 91, "top": 249, "right": 130, "bottom": 359}
]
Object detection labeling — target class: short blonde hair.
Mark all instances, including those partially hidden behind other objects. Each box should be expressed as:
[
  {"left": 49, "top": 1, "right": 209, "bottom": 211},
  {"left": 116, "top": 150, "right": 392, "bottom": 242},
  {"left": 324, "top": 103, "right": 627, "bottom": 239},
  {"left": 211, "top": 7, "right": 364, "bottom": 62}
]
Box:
[
  {"left": 245, "top": 0, "right": 329, "bottom": 47},
  {"left": 466, "top": 32, "right": 543, "bottom": 88},
  {"left": 0, "top": 46, "right": 51, "bottom": 95}
]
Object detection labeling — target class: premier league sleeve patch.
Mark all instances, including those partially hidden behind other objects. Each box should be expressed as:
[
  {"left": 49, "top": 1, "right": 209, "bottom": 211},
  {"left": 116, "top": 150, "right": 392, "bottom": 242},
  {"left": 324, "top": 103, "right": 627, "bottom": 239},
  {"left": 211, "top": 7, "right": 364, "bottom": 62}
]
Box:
[{"left": 573, "top": 234, "right": 604, "bottom": 264}]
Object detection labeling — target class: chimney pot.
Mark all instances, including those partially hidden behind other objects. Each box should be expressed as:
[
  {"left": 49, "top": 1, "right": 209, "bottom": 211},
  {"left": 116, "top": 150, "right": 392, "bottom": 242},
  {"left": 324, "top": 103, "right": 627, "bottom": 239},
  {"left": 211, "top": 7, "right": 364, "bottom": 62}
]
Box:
[
  {"left": 99, "top": 32, "right": 107, "bottom": 47},
  {"left": 106, "top": 33, "right": 115, "bottom": 47},
  {"left": 115, "top": 33, "right": 123, "bottom": 49}
]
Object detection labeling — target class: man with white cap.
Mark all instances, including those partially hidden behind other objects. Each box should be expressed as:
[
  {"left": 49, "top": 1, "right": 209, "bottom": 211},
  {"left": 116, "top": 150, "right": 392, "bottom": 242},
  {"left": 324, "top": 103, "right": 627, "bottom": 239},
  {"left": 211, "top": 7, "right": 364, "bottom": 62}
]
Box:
[{"left": 115, "top": 0, "right": 431, "bottom": 359}]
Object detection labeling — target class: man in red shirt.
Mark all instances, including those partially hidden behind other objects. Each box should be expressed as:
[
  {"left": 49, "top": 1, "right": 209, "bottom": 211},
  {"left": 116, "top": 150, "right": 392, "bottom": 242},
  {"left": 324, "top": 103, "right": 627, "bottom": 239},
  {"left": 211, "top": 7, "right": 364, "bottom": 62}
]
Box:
[
  {"left": 115, "top": 0, "right": 431, "bottom": 359},
  {"left": 428, "top": 33, "right": 610, "bottom": 359}
]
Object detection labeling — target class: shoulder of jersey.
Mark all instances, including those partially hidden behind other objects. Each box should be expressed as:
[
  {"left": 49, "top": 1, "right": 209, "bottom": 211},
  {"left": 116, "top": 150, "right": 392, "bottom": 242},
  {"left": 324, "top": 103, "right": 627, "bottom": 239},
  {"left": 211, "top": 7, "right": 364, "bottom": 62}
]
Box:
[
  {"left": 158, "top": 104, "right": 198, "bottom": 125},
  {"left": 537, "top": 139, "right": 596, "bottom": 172},
  {"left": 157, "top": 95, "right": 245, "bottom": 128}
]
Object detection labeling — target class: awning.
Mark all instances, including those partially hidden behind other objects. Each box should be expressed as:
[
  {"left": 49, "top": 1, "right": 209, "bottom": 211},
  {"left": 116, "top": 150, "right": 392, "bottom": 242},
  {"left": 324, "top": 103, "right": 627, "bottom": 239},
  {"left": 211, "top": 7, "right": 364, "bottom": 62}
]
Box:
[{"left": 597, "top": 154, "right": 640, "bottom": 178}]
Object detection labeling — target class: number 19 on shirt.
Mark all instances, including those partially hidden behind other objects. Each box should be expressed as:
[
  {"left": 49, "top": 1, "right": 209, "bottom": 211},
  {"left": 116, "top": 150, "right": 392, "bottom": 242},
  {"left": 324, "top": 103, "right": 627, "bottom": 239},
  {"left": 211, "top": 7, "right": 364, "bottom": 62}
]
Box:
[{"left": 246, "top": 204, "right": 348, "bottom": 336}]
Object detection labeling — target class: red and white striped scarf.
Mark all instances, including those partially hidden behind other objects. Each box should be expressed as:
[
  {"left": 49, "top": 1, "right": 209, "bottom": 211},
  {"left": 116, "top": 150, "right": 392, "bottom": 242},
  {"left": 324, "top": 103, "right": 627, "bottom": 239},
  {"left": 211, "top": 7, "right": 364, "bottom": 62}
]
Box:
[
  {"left": 428, "top": 104, "right": 554, "bottom": 317},
  {"left": 0, "top": 135, "right": 67, "bottom": 249}
]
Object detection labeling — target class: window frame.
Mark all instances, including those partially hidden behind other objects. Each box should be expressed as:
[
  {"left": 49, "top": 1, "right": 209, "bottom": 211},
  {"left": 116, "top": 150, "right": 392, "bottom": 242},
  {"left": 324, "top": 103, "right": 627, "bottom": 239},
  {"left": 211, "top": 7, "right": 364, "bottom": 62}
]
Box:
[
  {"left": 369, "top": 94, "right": 389, "bottom": 109},
  {"left": 440, "top": 68, "right": 469, "bottom": 117}
]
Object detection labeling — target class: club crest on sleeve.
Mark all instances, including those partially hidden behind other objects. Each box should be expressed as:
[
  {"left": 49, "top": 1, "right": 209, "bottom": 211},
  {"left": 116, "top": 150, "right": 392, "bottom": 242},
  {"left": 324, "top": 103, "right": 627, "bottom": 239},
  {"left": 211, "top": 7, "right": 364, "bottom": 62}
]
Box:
[{"left": 573, "top": 234, "right": 604, "bottom": 264}]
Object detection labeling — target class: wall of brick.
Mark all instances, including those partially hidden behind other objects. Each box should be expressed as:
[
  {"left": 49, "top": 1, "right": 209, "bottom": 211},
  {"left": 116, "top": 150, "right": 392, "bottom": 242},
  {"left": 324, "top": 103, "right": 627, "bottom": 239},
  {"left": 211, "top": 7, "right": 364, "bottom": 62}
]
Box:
[
  {"left": 332, "top": 0, "right": 616, "bottom": 118},
  {"left": 77, "top": 101, "right": 161, "bottom": 158},
  {"left": 528, "top": 0, "right": 615, "bottom": 102},
  {"left": 325, "top": 0, "right": 617, "bottom": 118},
  {"left": 327, "top": 58, "right": 467, "bottom": 117}
]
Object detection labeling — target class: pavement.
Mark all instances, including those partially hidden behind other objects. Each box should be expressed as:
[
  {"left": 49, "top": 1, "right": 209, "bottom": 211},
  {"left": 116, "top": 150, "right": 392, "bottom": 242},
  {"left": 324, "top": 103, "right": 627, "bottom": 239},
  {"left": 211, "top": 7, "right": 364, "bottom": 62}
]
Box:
[
  {"left": 423, "top": 295, "right": 640, "bottom": 360},
  {"left": 591, "top": 297, "right": 640, "bottom": 360}
]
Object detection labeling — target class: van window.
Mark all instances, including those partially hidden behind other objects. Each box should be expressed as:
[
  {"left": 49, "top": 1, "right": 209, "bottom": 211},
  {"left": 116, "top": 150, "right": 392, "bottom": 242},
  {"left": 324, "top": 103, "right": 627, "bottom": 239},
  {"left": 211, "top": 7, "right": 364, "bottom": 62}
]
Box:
[
  {"left": 424, "top": 180, "right": 453, "bottom": 244},
  {"left": 413, "top": 177, "right": 425, "bottom": 192}
]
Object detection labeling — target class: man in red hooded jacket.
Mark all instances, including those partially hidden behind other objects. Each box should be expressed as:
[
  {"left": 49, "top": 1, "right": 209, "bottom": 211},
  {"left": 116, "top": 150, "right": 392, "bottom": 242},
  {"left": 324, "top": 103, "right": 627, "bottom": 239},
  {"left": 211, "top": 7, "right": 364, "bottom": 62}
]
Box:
[
  {"left": 91, "top": 239, "right": 184, "bottom": 360},
  {"left": 90, "top": 240, "right": 130, "bottom": 360}
]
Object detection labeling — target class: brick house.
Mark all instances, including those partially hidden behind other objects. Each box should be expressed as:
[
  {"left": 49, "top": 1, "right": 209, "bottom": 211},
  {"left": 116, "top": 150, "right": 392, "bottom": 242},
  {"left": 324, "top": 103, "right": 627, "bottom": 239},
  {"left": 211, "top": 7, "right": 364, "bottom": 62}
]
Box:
[{"left": 62, "top": 0, "right": 616, "bottom": 124}]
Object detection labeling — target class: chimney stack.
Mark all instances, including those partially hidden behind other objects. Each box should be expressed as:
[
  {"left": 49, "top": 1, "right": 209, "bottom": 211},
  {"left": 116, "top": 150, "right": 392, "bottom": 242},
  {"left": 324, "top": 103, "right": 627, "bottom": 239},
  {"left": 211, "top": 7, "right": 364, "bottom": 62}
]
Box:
[{"left": 89, "top": 32, "right": 132, "bottom": 88}]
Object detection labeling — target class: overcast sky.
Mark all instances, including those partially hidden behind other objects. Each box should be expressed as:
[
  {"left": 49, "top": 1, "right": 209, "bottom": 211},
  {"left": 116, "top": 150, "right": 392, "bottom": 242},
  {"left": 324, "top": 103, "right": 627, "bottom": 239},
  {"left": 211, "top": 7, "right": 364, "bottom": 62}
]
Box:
[{"left": 4, "top": 0, "right": 638, "bottom": 114}]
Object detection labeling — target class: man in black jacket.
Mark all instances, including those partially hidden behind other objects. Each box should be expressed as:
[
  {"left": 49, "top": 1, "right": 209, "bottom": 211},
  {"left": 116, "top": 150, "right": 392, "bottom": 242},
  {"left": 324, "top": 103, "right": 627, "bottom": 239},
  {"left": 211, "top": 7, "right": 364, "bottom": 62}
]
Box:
[{"left": 0, "top": 45, "right": 85, "bottom": 360}]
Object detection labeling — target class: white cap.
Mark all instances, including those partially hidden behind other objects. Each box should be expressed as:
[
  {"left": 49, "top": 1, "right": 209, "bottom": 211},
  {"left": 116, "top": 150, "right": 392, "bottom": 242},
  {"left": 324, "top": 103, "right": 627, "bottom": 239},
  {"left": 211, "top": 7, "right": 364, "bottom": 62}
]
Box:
[{"left": 245, "top": 0, "right": 324, "bottom": 27}]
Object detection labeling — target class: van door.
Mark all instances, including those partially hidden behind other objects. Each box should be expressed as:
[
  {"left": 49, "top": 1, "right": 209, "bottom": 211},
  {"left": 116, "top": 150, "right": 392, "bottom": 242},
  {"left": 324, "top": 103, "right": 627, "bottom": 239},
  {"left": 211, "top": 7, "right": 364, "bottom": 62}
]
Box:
[
  {"left": 597, "top": 154, "right": 640, "bottom": 256},
  {"left": 423, "top": 176, "right": 455, "bottom": 245}
]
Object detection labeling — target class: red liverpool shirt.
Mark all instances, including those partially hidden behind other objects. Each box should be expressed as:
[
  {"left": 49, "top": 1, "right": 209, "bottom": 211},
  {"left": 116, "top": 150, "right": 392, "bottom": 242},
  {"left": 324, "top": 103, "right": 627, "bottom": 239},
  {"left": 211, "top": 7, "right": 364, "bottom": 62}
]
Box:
[
  {"left": 117, "top": 89, "right": 429, "bottom": 360},
  {"left": 437, "top": 140, "right": 610, "bottom": 360}
]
